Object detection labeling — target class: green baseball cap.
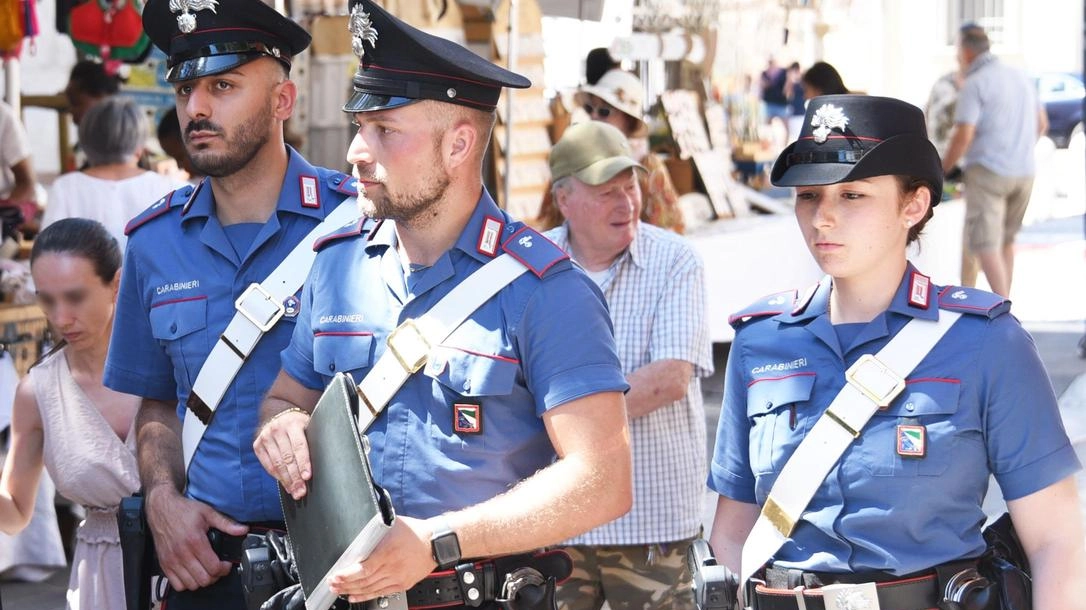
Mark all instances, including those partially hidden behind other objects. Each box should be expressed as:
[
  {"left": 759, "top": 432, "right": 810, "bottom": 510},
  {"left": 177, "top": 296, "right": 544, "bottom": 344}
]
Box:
[{"left": 549, "top": 121, "right": 644, "bottom": 186}]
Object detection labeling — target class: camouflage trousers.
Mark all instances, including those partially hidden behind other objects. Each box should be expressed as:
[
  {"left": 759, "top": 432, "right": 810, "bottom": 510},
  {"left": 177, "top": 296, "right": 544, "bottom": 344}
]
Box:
[{"left": 556, "top": 539, "right": 697, "bottom": 610}]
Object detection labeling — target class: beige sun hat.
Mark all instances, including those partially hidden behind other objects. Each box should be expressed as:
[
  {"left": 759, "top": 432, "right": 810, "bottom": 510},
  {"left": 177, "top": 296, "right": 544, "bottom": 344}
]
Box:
[{"left": 575, "top": 68, "right": 649, "bottom": 137}]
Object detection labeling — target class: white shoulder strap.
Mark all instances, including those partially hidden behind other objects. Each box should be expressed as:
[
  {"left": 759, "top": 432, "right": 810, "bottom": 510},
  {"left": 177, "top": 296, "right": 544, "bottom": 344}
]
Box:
[
  {"left": 354, "top": 252, "right": 529, "bottom": 431},
  {"left": 739, "top": 311, "right": 963, "bottom": 592},
  {"left": 182, "top": 199, "right": 359, "bottom": 473}
]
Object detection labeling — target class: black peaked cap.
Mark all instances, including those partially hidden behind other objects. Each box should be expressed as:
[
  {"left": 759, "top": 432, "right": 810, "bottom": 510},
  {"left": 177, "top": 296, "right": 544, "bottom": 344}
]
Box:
[
  {"left": 143, "top": 0, "right": 311, "bottom": 82},
  {"left": 771, "top": 94, "right": 943, "bottom": 205},
  {"left": 343, "top": 0, "right": 531, "bottom": 113}
]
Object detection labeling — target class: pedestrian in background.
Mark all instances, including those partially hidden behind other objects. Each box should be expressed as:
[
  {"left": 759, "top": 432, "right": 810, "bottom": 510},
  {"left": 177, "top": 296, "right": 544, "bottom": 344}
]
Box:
[
  {"left": 42, "top": 96, "right": 186, "bottom": 252},
  {"left": 941, "top": 23, "right": 1047, "bottom": 298},
  {"left": 801, "top": 61, "right": 848, "bottom": 100},
  {"left": 545, "top": 121, "right": 712, "bottom": 610}
]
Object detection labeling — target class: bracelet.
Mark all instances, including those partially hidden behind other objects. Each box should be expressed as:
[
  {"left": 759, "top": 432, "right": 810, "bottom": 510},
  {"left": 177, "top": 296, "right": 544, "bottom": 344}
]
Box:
[{"left": 259, "top": 407, "right": 310, "bottom": 434}]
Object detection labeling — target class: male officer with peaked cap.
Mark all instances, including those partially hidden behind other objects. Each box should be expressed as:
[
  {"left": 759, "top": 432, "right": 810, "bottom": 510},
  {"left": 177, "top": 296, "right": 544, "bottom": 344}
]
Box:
[
  {"left": 253, "top": 0, "right": 634, "bottom": 606},
  {"left": 104, "top": 0, "right": 359, "bottom": 607}
]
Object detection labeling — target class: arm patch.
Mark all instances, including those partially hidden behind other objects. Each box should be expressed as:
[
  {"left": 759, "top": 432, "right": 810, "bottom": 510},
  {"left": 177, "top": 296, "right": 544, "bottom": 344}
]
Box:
[
  {"left": 937, "top": 285, "right": 1010, "bottom": 318},
  {"left": 728, "top": 290, "right": 796, "bottom": 329},
  {"left": 501, "top": 226, "right": 569, "bottom": 278}
]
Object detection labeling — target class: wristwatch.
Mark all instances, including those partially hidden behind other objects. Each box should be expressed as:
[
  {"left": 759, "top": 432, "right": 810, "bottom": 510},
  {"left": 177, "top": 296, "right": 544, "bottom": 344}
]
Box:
[{"left": 430, "top": 519, "right": 462, "bottom": 570}]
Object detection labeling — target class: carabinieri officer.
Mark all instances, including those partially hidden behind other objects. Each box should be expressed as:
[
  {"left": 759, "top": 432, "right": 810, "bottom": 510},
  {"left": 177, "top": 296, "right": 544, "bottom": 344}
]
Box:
[
  {"left": 707, "top": 95, "right": 1085, "bottom": 610},
  {"left": 104, "top": 0, "right": 359, "bottom": 607},
  {"left": 253, "top": 0, "right": 633, "bottom": 607}
]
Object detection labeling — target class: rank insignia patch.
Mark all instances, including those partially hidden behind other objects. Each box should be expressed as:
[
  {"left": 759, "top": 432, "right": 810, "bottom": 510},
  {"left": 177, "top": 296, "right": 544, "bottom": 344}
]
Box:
[
  {"left": 454, "top": 403, "right": 482, "bottom": 434},
  {"left": 896, "top": 424, "right": 926, "bottom": 458},
  {"left": 283, "top": 295, "right": 300, "bottom": 318}
]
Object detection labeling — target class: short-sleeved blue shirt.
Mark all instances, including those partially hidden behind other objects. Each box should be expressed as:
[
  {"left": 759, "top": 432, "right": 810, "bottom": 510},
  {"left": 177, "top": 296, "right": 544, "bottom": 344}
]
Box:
[
  {"left": 709, "top": 264, "right": 1081, "bottom": 575},
  {"left": 104, "top": 148, "right": 355, "bottom": 522},
  {"left": 281, "top": 190, "right": 628, "bottom": 519}
]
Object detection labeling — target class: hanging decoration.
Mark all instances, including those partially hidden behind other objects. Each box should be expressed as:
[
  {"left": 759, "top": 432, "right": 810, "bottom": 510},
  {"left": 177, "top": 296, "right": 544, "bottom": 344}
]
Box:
[{"left": 68, "top": 0, "right": 152, "bottom": 63}]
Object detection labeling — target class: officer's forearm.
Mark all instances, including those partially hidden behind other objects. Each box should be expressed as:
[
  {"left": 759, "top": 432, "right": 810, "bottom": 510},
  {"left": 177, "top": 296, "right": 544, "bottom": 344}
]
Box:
[
  {"left": 258, "top": 370, "right": 322, "bottom": 428},
  {"left": 442, "top": 391, "right": 631, "bottom": 557},
  {"left": 136, "top": 398, "right": 185, "bottom": 497}
]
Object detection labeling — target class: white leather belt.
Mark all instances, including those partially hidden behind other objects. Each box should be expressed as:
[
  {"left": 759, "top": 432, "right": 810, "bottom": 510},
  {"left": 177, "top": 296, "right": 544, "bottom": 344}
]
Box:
[
  {"left": 739, "top": 310, "right": 962, "bottom": 594},
  {"left": 182, "top": 199, "right": 359, "bottom": 472},
  {"left": 355, "top": 253, "right": 529, "bottom": 432}
]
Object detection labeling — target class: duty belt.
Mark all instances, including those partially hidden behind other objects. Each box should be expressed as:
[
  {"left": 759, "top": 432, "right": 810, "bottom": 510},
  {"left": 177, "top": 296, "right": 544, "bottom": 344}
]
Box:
[
  {"left": 404, "top": 550, "right": 572, "bottom": 609},
  {"left": 751, "top": 560, "right": 977, "bottom": 610}
]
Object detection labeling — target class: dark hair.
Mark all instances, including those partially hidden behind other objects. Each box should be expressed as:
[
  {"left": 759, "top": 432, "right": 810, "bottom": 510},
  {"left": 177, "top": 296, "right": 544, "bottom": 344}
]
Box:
[
  {"left": 802, "top": 62, "right": 848, "bottom": 96},
  {"left": 959, "top": 23, "right": 990, "bottom": 54},
  {"left": 67, "top": 60, "right": 121, "bottom": 98},
  {"left": 31, "top": 218, "right": 121, "bottom": 285},
  {"left": 585, "top": 47, "right": 620, "bottom": 86},
  {"left": 157, "top": 108, "right": 181, "bottom": 142},
  {"left": 895, "top": 176, "right": 937, "bottom": 244}
]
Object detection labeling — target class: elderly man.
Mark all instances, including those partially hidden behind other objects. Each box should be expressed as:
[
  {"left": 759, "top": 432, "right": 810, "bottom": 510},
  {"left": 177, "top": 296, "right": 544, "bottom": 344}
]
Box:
[
  {"left": 252, "top": 1, "right": 633, "bottom": 608},
  {"left": 544, "top": 121, "right": 712, "bottom": 610},
  {"left": 941, "top": 23, "right": 1047, "bottom": 297}
]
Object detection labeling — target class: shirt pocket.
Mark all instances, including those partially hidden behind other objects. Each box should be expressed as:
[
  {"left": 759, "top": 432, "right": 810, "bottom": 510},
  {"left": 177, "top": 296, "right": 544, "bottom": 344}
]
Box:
[
  {"left": 427, "top": 349, "right": 523, "bottom": 453},
  {"left": 745, "top": 373, "right": 817, "bottom": 475},
  {"left": 149, "top": 297, "right": 209, "bottom": 388},
  {"left": 313, "top": 332, "right": 376, "bottom": 381},
  {"left": 853, "top": 379, "right": 961, "bottom": 477}
]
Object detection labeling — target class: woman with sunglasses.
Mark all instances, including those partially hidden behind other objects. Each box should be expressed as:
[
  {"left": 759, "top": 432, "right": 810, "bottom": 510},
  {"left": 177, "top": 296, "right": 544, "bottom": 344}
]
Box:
[
  {"left": 0, "top": 218, "right": 140, "bottom": 609},
  {"left": 537, "top": 68, "right": 684, "bottom": 233},
  {"left": 708, "top": 95, "right": 1085, "bottom": 609}
]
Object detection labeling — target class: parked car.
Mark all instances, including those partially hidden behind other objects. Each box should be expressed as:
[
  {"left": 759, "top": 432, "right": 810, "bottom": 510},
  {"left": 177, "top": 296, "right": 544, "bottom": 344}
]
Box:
[{"left": 1036, "top": 72, "right": 1084, "bottom": 148}]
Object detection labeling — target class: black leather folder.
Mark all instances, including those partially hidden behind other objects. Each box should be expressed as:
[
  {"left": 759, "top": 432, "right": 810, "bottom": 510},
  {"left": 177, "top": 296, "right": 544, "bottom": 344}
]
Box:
[{"left": 280, "top": 373, "right": 395, "bottom": 610}]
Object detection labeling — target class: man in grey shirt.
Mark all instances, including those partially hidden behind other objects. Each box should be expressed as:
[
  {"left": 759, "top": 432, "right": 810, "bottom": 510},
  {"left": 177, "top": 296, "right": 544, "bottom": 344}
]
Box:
[{"left": 941, "top": 23, "right": 1047, "bottom": 297}]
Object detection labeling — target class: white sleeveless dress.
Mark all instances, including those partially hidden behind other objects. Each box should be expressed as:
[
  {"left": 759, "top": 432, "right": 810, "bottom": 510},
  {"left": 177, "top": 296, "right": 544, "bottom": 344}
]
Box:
[{"left": 30, "top": 348, "right": 140, "bottom": 610}]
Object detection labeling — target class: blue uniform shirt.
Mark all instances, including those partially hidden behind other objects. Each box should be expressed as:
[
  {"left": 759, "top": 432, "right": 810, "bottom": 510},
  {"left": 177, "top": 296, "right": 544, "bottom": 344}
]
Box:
[
  {"left": 282, "top": 190, "right": 628, "bottom": 519},
  {"left": 709, "top": 264, "right": 1081, "bottom": 575},
  {"left": 105, "top": 148, "right": 355, "bottom": 522}
]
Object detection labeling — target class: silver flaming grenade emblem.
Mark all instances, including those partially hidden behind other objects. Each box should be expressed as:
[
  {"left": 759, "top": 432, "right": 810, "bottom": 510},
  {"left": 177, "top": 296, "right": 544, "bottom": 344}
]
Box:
[
  {"left": 169, "top": 0, "right": 219, "bottom": 33},
  {"left": 810, "top": 103, "right": 849, "bottom": 144},
  {"left": 348, "top": 4, "right": 379, "bottom": 59}
]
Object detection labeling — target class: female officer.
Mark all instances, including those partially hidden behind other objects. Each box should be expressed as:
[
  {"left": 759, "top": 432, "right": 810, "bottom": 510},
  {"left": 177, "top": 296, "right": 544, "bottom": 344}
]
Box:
[{"left": 708, "top": 95, "right": 1085, "bottom": 610}]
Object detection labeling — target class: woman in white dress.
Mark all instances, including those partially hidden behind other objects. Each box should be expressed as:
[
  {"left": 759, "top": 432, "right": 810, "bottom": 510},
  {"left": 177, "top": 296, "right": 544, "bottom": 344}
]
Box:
[
  {"left": 0, "top": 218, "right": 140, "bottom": 609},
  {"left": 42, "top": 95, "right": 186, "bottom": 252}
]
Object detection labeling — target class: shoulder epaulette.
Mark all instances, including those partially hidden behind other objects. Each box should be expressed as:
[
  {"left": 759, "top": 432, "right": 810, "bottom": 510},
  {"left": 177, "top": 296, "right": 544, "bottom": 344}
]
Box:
[
  {"left": 501, "top": 226, "right": 569, "bottom": 279},
  {"left": 728, "top": 289, "right": 797, "bottom": 329},
  {"left": 937, "top": 285, "right": 1010, "bottom": 319},
  {"left": 319, "top": 168, "right": 359, "bottom": 197},
  {"left": 313, "top": 217, "right": 375, "bottom": 251},
  {"left": 123, "top": 185, "right": 193, "bottom": 235}
]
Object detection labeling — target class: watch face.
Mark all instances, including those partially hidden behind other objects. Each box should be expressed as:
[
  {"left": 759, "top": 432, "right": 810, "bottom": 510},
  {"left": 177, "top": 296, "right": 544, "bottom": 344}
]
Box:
[{"left": 432, "top": 530, "right": 461, "bottom": 569}]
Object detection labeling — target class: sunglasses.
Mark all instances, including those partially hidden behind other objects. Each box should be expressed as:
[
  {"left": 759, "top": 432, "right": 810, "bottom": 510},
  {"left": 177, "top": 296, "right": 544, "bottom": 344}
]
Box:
[{"left": 582, "top": 103, "right": 613, "bottom": 118}]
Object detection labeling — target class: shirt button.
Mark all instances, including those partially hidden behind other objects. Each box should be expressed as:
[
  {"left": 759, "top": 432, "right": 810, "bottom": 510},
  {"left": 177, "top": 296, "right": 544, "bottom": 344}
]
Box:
[
  {"left": 329, "top": 363, "right": 336, "bottom": 372},
  {"left": 905, "top": 402, "right": 915, "bottom": 412},
  {"left": 765, "top": 401, "right": 773, "bottom": 410},
  {"left": 463, "top": 381, "right": 471, "bottom": 391},
  {"left": 170, "top": 323, "right": 177, "bottom": 333}
]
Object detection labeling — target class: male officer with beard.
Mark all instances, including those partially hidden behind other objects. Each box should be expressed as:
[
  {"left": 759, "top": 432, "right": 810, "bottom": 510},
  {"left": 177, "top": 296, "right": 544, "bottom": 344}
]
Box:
[
  {"left": 252, "top": 0, "right": 633, "bottom": 607},
  {"left": 104, "top": 0, "right": 358, "bottom": 606}
]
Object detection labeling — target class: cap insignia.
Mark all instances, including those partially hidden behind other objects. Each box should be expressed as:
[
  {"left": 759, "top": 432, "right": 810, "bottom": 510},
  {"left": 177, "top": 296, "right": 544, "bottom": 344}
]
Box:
[
  {"left": 169, "top": 0, "right": 218, "bottom": 34},
  {"left": 348, "top": 4, "right": 379, "bottom": 60},
  {"left": 811, "top": 103, "right": 849, "bottom": 144}
]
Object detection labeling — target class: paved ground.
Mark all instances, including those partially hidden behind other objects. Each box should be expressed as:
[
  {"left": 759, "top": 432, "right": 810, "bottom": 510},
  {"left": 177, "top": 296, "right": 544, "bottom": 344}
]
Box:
[{"left": 5, "top": 141, "right": 1085, "bottom": 609}]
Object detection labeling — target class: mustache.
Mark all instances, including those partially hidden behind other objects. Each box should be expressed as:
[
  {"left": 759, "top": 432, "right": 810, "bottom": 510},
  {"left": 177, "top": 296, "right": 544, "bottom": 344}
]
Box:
[{"left": 185, "top": 119, "right": 222, "bottom": 136}]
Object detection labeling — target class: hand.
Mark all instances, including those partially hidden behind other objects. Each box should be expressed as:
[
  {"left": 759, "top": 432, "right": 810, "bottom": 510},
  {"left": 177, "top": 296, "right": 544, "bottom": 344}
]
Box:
[
  {"left": 253, "top": 409, "right": 312, "bottom": 500},
  {"left": 145, "top": 485, "right": 249, "bottom": 591},
  {"left": 328, "top": 516, "right": 437, "bottom": 603}
]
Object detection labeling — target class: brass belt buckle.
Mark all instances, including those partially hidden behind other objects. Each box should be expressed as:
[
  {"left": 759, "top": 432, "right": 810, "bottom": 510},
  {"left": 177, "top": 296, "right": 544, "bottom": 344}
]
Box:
[
  {"left": 844, "top": 354, "right": 906, "bottom": 408},
  {"left": 386, "top": 319, "right": 430, "bottom": 374}
]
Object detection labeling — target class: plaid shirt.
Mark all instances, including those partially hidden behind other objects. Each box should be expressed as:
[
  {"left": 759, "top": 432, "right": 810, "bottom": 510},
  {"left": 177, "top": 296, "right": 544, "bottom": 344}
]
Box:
[{"left": 546, "top": 222, "right": 713, "bottom": 544}]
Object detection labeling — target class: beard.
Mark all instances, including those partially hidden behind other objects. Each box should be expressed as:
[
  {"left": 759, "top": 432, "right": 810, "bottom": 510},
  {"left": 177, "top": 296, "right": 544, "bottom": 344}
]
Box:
[
  {"left": 357, "top": 140, "right": 451, "bottom": 225},
  {"left": 183, "top": 103, "right": 273, "bottom": 178}
]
